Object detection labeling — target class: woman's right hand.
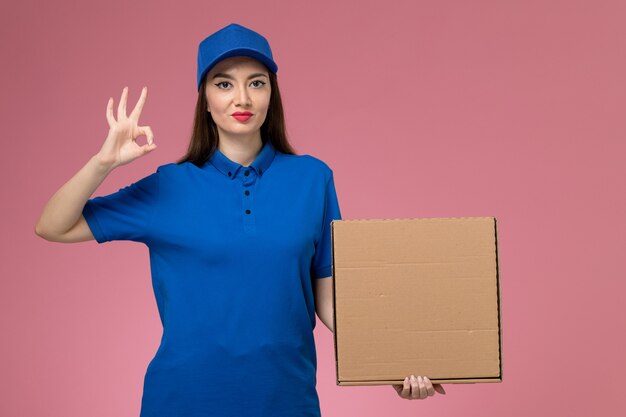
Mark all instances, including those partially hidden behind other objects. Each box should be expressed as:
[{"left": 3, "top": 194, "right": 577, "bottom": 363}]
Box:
[{"left": 96, "top": 86, "right": 157, "bottom": 170}]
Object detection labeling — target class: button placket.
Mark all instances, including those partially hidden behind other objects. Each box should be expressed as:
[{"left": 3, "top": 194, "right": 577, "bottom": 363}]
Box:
[{"left": 241, "top": 169, "right": 257, "bottom": 234}]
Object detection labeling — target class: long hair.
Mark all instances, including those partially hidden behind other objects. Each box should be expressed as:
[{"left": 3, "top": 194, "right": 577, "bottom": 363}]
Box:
[{"left": 176, "top": 66, "right": 297, "bottom": 166}]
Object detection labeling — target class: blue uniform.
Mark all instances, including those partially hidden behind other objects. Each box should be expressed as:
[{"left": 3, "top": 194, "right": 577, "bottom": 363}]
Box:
[{"left": 82, "top": 140, "right": 341, "bottom": 417}]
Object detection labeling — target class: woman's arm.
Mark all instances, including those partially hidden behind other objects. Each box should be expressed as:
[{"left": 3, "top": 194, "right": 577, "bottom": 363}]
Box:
[
  {"left": 35, "top": 154, "right": 115, "bottom": 243},
  {"left": 35, "top": 86, "right": 155, "bottom": 243},
  {"left": 314, "top": 276, "right": 334, "bottom": 333}
]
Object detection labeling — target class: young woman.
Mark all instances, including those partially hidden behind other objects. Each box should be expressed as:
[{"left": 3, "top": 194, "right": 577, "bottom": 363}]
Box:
[{"left": 35, "top": 22, "right": 444, "bottom": 417}]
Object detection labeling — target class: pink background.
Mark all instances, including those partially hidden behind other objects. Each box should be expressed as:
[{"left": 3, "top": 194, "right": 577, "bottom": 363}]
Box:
[{"left": 2, "top": 0, "right": 624, "bottom": 416}]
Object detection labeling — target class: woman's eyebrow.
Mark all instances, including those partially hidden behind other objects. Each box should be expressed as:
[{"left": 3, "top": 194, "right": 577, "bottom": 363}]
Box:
[{"left": 212, "top": 72, "right": 269, "bottom": 80}]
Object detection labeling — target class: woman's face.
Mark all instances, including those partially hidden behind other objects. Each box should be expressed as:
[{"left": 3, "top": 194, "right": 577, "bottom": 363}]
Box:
[{"left": 204, "top": 56, "right": 271, "bottom": 141}]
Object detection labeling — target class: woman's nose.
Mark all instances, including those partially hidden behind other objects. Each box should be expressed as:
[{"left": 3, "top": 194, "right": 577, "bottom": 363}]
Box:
[{"left": 235, "top": 87, "right": 252, "bottom": 106}]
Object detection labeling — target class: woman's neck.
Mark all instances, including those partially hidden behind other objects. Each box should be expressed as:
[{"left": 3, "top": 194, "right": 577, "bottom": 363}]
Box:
[{"left": 217, "top": 134, "right": 263, "bottom": 167}]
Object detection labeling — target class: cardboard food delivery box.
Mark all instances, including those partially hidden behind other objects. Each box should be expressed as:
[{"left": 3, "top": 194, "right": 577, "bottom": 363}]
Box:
[{"left": 330, "top": 216, "right": 502, "bottom": 386}]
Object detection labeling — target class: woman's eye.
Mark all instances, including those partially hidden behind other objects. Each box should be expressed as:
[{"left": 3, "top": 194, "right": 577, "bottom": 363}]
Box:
[{"left": 214, "top": 80, "right": 266, "bottom": 89}]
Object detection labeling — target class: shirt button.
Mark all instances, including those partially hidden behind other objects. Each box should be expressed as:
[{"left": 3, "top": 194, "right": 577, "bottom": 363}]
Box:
[
  {"left": 259, "top": 168, "right": 263, "bottom": 175},
  {"left": 245, "top": 209, "right": 251, "bottom": 214},
  {"left": 245, "top": 190, "right": 250, "bottom": 196},
  {"left": 228, "top": 171, "right": 232, "bottom": 177},
  {"left": 244, "top": 170, "right": 250, "bottom": 176}
]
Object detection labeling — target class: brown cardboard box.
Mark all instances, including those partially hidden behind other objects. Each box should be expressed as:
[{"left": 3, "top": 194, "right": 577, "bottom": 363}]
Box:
[{"left": 331, "top": 217, "right": 502, "bottom": 385}]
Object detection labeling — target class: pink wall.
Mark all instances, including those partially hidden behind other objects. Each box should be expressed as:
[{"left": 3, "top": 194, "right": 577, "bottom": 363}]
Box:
[{"left": 3, "top": 0, "right": 624, "bottom": 416}]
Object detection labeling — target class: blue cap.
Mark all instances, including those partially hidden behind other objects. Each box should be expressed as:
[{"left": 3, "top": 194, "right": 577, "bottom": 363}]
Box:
[{"left": 197, "top": 23, "right": 278, "bottom": 91}]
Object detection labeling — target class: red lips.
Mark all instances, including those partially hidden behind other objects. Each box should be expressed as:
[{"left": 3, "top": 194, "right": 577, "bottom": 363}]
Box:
[{"left": 232, "top": 112, "right": 253, "bottom": 122}]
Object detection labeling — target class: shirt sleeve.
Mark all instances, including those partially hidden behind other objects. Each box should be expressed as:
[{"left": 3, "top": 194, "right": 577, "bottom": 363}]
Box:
[
  {"left": 81, "top": 167, "right": 161, "bottom": 244},
  {"left": 311, "top": 170, "right": 342, "bottom": 279}
]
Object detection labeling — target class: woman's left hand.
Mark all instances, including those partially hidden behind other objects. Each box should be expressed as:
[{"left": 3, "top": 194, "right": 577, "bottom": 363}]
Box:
[{"left": 392, "top": 375, "right": 446, "bottom": 400}]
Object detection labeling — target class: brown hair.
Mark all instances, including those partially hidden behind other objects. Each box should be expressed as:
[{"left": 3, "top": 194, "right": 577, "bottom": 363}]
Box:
[{"left": 175, "top": 67, "right": 298, "bottom": 166}]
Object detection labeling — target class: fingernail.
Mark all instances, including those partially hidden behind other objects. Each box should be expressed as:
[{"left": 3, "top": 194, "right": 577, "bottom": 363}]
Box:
[{"left": 410, "top": 375, "right": 415, "bottom": 381}]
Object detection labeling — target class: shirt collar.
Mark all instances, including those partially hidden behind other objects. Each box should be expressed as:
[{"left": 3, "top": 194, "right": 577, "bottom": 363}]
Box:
[{"left": 207, "top": 140, "right": 276, "bottom": 179}]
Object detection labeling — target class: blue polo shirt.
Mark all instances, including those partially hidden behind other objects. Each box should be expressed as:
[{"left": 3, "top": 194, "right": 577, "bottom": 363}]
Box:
[{"left": 82, "top": 139, "right": 341, "bottom": 417}]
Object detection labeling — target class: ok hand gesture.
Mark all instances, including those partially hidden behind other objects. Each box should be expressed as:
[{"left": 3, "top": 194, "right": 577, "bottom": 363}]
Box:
[{"left": 97, "top": 86, "right": 156, "bottom": 170}]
